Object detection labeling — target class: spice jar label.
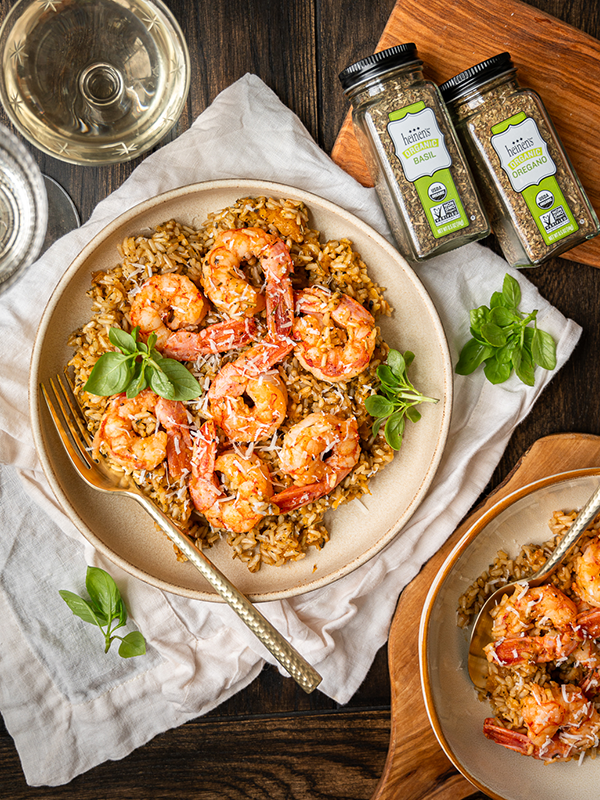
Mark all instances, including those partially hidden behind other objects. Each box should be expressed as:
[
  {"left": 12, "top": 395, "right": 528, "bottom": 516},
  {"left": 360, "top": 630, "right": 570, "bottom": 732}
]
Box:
[
  {"left": 491, "top": 113, "right": 579, "bottom": 245},
  {"left": 386, "top": 102, "right": 469, "bottom": 239}
]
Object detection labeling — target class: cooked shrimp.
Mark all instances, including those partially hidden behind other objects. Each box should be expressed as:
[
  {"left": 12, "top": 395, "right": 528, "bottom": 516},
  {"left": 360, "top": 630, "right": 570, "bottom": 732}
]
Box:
[
  {"left": 188, "top": 420, "right": 274, "bottom": 533},
  {"left": 574, "top": 537, "right": 600, "bottom": 607},
  {"left": 293, "top": 286, "right": 376, "bottom": 382},
  {"left": 208, "top": 338, "right": 292, "bottom": 443},
  {"left": 485, "top": 585, "right": 581, "bottom": 666},
  {"left": 161, "top": 318, "right": 258, "bottom": 361},
  {"left": 154, "top": 397, "right": 193, "bottom": 480},
  {"left": 202, "top": 228, "right": 295, "bottom": 336},
  {"left": 272, "top": 413, "right": 360, "bottom": 512},
  {"left": 92, "top": 389, "right": 167, "bottom": 470},
  {"left": 485, "top": 682, "right": 600, "bottom": 761},
  {"left": 490, "top": 584, "right": 578, "bottom": 639},
  {"left": 130, "top": 273, "right": 209, "bottom": 348}
]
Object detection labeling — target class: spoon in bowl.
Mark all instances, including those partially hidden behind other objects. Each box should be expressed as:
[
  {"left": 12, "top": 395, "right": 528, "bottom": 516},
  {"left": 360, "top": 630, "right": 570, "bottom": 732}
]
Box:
[{"left": 468, "top": 480, "right": 600, "bottom": 690}]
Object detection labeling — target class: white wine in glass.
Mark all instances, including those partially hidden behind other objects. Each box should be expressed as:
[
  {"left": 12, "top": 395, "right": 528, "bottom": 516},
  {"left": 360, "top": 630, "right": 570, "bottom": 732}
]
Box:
[{"left": 0, "top": 0, "right": 190, "bottom": 166}]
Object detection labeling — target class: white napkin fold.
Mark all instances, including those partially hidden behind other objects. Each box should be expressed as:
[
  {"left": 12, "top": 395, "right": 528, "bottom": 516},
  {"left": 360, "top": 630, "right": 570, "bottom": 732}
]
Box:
[{"left": 0, "top": 74, "right": 581, "bottom": 786}]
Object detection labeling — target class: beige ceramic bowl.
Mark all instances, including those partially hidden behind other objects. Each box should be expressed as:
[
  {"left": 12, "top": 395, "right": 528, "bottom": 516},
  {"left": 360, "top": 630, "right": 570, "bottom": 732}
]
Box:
[
  {"left": 30, "top": 179, "right": 452, "bottom": 602},
  {"left": 420, "top": 468, "right": 600, "bottom": 800}
]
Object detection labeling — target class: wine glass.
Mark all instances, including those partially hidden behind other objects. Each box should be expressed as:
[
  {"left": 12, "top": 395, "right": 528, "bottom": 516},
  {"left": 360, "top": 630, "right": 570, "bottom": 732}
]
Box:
[
  {"left": 0, "top": 121, "right": 47, "bottom": 293},
  {"left": 0, "top": 0, "right": 190, "bottom": 166}
]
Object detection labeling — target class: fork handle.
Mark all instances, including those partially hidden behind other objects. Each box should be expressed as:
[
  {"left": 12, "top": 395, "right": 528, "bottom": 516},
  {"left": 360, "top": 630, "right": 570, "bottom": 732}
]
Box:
[{"left": 137, "top": 495, "right": 322, "bottom": 694}]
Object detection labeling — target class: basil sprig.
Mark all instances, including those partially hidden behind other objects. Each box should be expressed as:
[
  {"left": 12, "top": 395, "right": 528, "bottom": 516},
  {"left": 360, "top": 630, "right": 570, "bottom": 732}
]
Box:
[
  {"left": 364, "top": 349, "right": 438, "bottom": 451},
  {"left": 59, "top": 567, "right": 146, "bottom": 658},
  {"left": 455, "top": 273, "right": 557, "bottom": 386},
  {"left": 83, "top": 326, "right": 202, "bottom": 401}
]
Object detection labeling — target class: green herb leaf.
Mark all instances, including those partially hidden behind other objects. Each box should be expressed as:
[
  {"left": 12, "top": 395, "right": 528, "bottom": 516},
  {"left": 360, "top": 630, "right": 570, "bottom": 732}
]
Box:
[
  {"left": 513, "top": 345, "right": 535, "bottom": 386},
  {"left": 59, "top": 567, "right": 145, "bottom": 659},
  {"left": 455, "top": 274, "right": 557, "bottom": 387},
  {"left": 59, "top": 590, "right": 107, "bottom": 627},
  {"left": 502, "top": 274, "right": 521, "bottom": 309},
  {"left": 385, "top": 412, "right": 405, "bottom": 451},
  {"left": 483, "top": 356, "right": 512, "bottom": 385},
  {"left": 109, "top": 327, "right": 138, "bottom": 355},
  {"left": 118, "top": 631, "right": 146, "bottom": 658},
  {"left": 364, "top": 394, "right": 395, "bottom": 418},
  {"left": 83, "top": 351, "right": 134, "bottom": 396},
  {"left": 365, "top": 349, "right": 438, "bottom": 452},
  {"left": 531, "top": 327, "right": 557, "bottom": 371},
  {"left": 82, "top": 326, "right": 202, "bottom": 401},
  {"left": 455, "top": 338, "right": 494, "bottom": 375},
  {"left": 152, "top": 356, "right": 204, "bottom": 401}
]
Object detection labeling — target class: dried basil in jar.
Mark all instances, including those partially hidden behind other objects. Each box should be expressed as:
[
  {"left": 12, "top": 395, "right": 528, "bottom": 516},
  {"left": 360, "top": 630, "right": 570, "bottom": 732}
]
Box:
[
  {"left": 339, "top": 44, "right": 490, "bottom": 262},
  {"left": 440, "top": 53, "right": 600, "bottom": 267}
]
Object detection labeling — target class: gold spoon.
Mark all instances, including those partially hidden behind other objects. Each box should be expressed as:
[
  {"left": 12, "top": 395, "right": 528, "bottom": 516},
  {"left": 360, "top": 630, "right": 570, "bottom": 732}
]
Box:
[{"left": 468, "top": 481, "right": 600, "bottom": 690}]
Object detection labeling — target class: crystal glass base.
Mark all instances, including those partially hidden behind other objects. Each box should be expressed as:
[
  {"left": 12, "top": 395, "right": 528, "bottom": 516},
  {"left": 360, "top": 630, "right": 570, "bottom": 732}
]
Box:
[
  {"left": 0, "top": 123, "right": 47, "bottom": 294},
  {"left": 0, "top": 0, "right": 190, "bottom": 166}
]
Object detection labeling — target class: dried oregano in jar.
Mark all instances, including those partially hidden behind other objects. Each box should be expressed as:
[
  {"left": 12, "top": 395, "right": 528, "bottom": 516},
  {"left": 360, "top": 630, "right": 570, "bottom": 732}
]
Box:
[
  {"left": 440, "top": 53, "right": 600, "bottom": 267},
  {"left": 339, "top": 44, "right": 489, "bottom": 262}
]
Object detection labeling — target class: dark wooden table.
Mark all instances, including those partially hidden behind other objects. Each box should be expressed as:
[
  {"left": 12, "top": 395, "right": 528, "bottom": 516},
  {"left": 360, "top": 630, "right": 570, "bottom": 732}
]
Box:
[{"left": 1, "top": 0, "right": 599, "bottom": 798}]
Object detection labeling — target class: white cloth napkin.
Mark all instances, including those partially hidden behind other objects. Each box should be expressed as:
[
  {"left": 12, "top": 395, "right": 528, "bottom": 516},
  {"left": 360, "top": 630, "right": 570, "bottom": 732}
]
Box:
[{"left": 0, "top": 74, "right": 581, "bottom": 787}]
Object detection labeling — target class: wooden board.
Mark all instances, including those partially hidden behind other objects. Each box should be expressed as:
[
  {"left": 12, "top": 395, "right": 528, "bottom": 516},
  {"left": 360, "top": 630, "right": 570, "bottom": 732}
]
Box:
[
  {"left": 332, "top": 0, "right": 600, "bottom": 269},
  {"left": 371, "top": 432, "right": 600, "bottom": 800}
]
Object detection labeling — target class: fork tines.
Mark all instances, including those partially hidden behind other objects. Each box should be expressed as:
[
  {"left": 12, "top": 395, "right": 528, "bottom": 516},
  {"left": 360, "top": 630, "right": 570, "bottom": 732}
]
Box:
[{"left": 41, "top": 373, "right": 94, "bottom": 470}]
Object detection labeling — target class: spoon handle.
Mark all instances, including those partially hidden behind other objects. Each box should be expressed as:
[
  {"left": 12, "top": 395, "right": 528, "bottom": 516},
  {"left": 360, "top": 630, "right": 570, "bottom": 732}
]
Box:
[{"left": 530, "top": 481, "right": 600, "bottom": 582}]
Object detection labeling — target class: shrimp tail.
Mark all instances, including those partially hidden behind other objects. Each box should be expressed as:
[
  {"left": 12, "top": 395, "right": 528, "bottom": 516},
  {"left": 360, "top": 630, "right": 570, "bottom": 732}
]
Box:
[
  {"left": 154, "top": 398, "right": 193, "bottom": 480},
  {"left": 483, "top": 720, "right": 536, "bottom": 757},
  {"left": 161, "top": 318, "right": 258, "bottom": 360},
  {"left": 271, "top": 467, "right": 353, "bottom": 513},
  {"left": 189, "top": 420, "right": 221, "bottom": 512},
  {"left": 483, "top": 719, "right": 574, "bottom": 762}
]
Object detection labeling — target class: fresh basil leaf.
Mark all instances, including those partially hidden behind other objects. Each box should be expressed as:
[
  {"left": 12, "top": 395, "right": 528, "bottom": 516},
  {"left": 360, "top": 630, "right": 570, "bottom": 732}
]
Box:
[
  {"left": 146, "top": 331, "right": 158, "bottom": 353},
  {"left": 469, "top": 325, "right": 494, "bottom": 347},
  {"left": 371, "top": 417, "right": 384, "bottom": 438},
  {"left": 83, "top": 352, "right": 133, "bottom": 396},
  {"left": 137, "top": 341, "right": 149, "bottom": 354},
  {"left": 377, "top": 364, "right": 402, "bottom": 388},
  {"left": 513, "top": 345, "right": 535, "bottom": 386},
  {"left": 483, "top": 356, "right": 512, "bottom": 385},
  {"left": 403, "top": 350, "right": 415, "bottom": 370},
  {"left": 126, "top": 360, "right": 148, "bottom": 398},
  {"left": 502, "top": 274, "right": 521, "bottom": 309},
  {"left": 480, "top": 322, "right": 508, "bottom": 348},
  {"left": 405, "top": 406, "right": 421, "bottom": 424},
  {"left": 532, "top": 328, "right": 557, "bottom": 370},
  {"left": 115, "top": 596, "right": 128, "bottom": 626},
  {"left": 386, "top": 349, "right": 406, "bottom": 378},
  {"left": 489, "top": 306, "right": 520, "bottom": 327},
  {"left": 118, "top": 631, "right": 146, "bottom": 658},
  {"left": 495, "top": 336, "right": 518, "bottom": 365},
  {"left": 385, "top": 412, "right": 405, "bottom": 451},
  {"left": 469, "top": 306, "right": 490, "bottom": 331},
  {"left": 455, "top": 338, "right": 494, "bottom": 375},
  {"left": 151, "top": 357, "right": 202, "bottom": 401},
  {"left": 365, "top": 394, "right": 394, "bottom": 418},
  {"left": 489, "top": 291, "right": 508, "bottom": 309},
  {"left": 147, "top": 363, "right": 177, "bottom": 399},
  {"left": 108, "top": 327, "right": 137, "bottom": 355},
  {"left": 59, "top": 590, "right": 107, "bottom": 627},
  {"left": 86, "top": 567, "right": 121, "bottom": 622}
]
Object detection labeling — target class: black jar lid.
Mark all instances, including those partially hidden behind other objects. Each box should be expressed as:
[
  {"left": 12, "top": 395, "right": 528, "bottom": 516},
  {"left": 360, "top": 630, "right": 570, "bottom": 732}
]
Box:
[
  {"left": 338, "top": 44, "right": 421, "bottom": 92},
  {"left": 439, "top": 53, "right": 516, "bottom": 104}
]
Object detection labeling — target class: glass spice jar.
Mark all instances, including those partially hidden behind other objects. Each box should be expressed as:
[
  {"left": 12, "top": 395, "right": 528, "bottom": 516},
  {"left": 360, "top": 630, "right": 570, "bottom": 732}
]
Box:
[
  {"left": 339, "top": 44, "right": 490, "bottom": 262},
  {"left": 440, "top": 52, "right": 600, "bottom": 267}
]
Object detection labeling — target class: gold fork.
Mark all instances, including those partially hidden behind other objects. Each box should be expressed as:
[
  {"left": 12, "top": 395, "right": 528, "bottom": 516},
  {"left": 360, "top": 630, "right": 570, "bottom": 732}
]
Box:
[{"left": 41, "top": 374, "right": 322, "bottom": 694}]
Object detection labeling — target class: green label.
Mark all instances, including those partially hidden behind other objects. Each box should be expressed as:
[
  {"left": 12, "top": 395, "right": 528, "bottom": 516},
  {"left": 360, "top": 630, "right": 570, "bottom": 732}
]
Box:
[
  {"left": 386, "top": 102, "right": 469, "bottom": 238},
  {"left": 490, "top": 113, "right": 578, "bottom": 244}
]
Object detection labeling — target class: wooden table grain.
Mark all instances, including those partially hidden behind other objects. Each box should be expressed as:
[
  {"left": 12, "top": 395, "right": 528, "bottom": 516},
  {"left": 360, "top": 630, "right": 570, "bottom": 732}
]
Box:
[{"left": 0, "top": 1, "right": 599, "bottom": 798}]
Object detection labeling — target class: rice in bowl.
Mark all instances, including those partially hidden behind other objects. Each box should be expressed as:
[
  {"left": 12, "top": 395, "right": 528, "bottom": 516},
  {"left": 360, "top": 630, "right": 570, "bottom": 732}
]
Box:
[
  {"left": 68, "top": 195, "right": 397, "bottom": 572},
  {"left": 459, "top": 509, "right": 600, "bottom": 763}
]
